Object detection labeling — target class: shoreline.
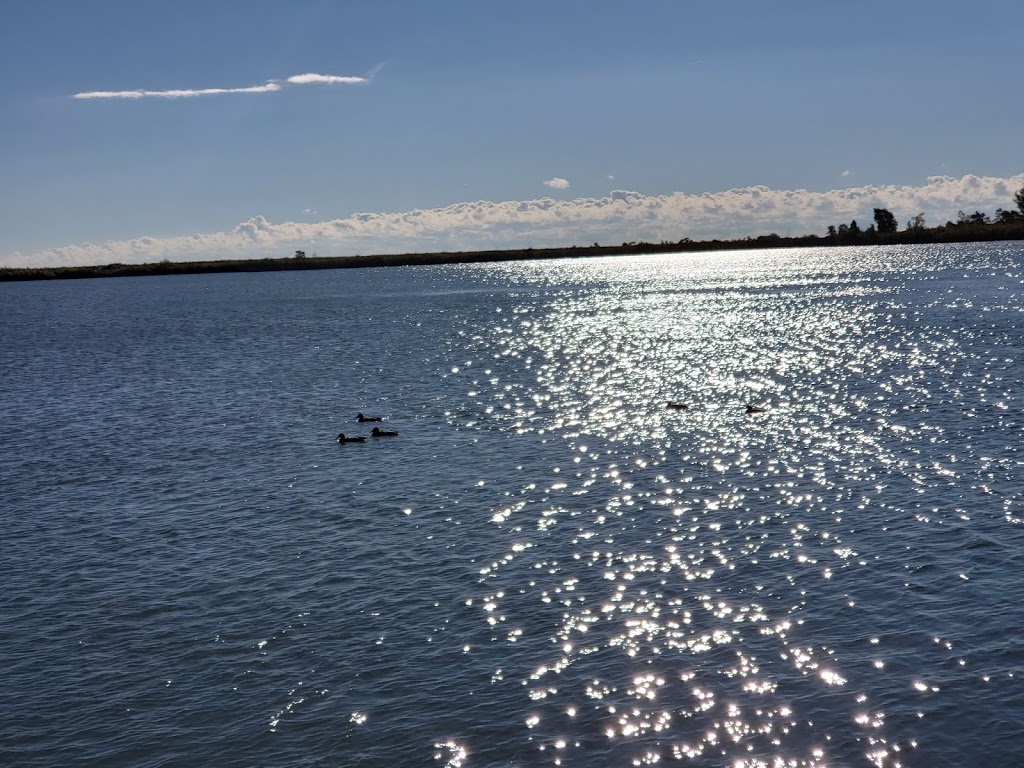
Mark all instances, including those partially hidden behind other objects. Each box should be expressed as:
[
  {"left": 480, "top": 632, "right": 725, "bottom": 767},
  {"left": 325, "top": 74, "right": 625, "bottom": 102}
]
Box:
[{"left": 3, "top": 224, "right": 1023, "bottom": 283}]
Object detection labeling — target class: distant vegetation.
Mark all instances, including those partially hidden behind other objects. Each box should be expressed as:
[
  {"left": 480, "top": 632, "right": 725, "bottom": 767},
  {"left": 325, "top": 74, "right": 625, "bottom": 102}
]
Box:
[
  {"left": 3, "top": 188, "right": 1024, "bottom": 283},
  {"left": 821, "top": 185, "right": 1024, "bottom": 246}
]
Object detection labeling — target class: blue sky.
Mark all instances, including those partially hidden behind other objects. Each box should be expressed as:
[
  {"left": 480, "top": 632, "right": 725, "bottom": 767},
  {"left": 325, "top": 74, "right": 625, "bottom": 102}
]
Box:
[{"left": 3, "top": 0, "right": 1023, "bottom": 267}]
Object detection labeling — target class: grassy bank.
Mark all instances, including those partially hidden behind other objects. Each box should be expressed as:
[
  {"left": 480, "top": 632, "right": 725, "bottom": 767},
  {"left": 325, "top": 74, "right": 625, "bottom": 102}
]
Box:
[{"left": 3, "top": 221, "right": 1024, "bottom": 282}]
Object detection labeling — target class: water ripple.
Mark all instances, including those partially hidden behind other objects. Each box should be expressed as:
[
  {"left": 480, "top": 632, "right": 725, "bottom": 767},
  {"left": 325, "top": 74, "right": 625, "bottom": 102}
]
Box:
[{"left": 1, "top": 244, "right": 1022, "bottom": 766}]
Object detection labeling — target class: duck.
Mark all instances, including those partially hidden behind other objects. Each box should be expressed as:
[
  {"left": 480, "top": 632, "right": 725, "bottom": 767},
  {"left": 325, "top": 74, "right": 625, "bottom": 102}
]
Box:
[
  {"left": 356, "top": 412, "right": 383, "bottom": 422},
  {"left": 337, "top": 433, "right": 367, "bottom": 443},
  {"left": 666, "top": 402, "right": 689, "bottom": 410},
  {"left": 745, "top": 405, "right": 767, "bottom": 414},
  {"left": 371, "top": 427, "right": 399, "bottom": 437}
]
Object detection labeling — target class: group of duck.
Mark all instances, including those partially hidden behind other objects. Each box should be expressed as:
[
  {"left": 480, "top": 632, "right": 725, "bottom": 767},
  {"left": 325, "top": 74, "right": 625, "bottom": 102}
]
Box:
[
  {"left": 668, "top": 402, "right": 767, "bottom": 413},
  {"left": 336, "top": 413, "right": 399, "bottom": 443},
  {"left": 339, "top": 404, "right": 763, "bottom": 442}
]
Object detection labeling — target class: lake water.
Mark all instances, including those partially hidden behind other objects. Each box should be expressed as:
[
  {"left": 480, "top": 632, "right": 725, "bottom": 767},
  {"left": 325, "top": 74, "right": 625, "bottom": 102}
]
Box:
[{"left": 2, "top": 243, "right": 1023, "bottom": 767}]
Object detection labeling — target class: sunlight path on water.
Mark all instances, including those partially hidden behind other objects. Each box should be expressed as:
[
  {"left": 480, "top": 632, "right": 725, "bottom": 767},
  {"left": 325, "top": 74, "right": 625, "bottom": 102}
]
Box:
[{"left": 437, "top": 247, "right": 1024, "bottom": 767}]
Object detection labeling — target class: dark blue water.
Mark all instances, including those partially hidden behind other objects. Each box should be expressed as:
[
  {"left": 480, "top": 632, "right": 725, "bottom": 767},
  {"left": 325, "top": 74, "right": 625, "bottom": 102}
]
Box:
[{"left": 2, "top": 243, "right": 1023, "bottom": 767}]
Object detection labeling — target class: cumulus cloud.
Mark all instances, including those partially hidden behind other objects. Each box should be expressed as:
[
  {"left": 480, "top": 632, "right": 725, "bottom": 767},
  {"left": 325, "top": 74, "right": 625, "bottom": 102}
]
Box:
[
  {"left": 544, "top": 178, "right": 570, "bottom": 189},
  {"left": 72, "top": 72, "right": 365, "bottom": 100},
  {"left": 6, "top": 173, "right": 1023, "bottom": 269}
]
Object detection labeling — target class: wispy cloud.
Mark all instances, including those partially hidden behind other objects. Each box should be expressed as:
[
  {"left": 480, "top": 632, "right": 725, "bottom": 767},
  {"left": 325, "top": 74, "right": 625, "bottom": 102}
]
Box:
[
  {"left": 544, "top": 177, "right": 570, "bottom": 189},
  {"left": 73, "top": 82, "right": 283, "bottom": 100},
  {"left": 286, "top": 73, "right": 365, "bottom": 85},
  {"left": 7, "top": 173, "right": 1024, "bottom": 269},
  {"left": 72, "top": 72, "right": 366, "bottom": 100}
]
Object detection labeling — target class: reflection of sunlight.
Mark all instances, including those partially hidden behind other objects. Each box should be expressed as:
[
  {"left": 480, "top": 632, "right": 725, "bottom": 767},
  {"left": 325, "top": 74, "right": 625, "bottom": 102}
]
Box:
[
  {"left": 436, "top": 250, "right": 1020, "bottom": 767},
  {"left": 432, "top": 740, "right": 468, "bottom": 767}
]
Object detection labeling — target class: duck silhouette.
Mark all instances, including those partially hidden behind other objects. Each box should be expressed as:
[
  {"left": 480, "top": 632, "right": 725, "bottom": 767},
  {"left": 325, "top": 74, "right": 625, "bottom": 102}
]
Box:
[
  {"left": 666, "top": 402, "right": 689, "bottom": 410},
  {"left": 337, "top": 433, "right": 367, "bottom": 443},
  {"left": 356, "top": 413, "right": 382, "bottom": 422},
  {"left": 371, "top": 427, "right": 399, "bottom": 437},
  {"left": 745, "top": 405, "right": 767, "bottom": 414}
]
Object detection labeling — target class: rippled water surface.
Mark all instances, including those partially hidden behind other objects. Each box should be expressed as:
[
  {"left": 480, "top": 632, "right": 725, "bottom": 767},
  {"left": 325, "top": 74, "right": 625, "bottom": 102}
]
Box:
[{"left": 2, "top": 243, "right": 1024, "bottom": 767}]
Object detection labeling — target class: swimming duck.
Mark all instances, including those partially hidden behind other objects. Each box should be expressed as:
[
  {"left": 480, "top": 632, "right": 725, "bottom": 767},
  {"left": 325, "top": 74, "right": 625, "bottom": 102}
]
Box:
[
  {"left": 745, "top": 405, "right": 767, "bottom": 414},
  {"left": 371, "top": 427, "right": 399, "bottom": 437},
  {"left": 666, "top": 402, "right": 689, "bottom": 410},
  {"left": 337, "top": 433, "right": 367, "bottom": 443},
  {"left": 356, "top": 413, "right": 382, "bottom": 422}
]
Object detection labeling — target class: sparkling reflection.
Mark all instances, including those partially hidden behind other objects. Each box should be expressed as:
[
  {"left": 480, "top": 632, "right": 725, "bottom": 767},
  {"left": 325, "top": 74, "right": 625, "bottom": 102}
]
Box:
[{"left": 440, "top": 247, "right": 1024, "bottom": 766}]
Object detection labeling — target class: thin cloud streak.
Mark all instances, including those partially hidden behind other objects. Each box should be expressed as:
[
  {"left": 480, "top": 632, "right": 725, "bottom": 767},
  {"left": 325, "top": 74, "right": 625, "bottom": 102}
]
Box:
[
  {"left": 287, "top": 73, "right": 366, "bottom": 85},
  {"left": 6, "top": 173, "right": 1023, "bottom": 269},
  {"left": 73, "top": 82, "right": 282, "bottom": 99},
  {"left": 72, "top": 72, "right": 364, "bottom": 100}
]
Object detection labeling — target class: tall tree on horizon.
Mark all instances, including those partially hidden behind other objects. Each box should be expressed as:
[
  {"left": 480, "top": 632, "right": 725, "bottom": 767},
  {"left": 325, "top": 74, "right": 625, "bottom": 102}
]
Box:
[
  {"left": 873, "top": 208, "right": 898, "bottom": 233},
  {"left": 907, "top": 213, "right": 926, "bottom": 230}
]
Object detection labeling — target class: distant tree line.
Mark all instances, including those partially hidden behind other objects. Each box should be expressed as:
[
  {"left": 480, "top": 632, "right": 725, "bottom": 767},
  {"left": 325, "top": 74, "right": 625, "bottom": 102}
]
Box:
[
  {"left": 824, "top": 186, "right": 1024, "bottom": 245},
  {"left": 4, "top": 188, "right": 1024, "bottom": 283}
]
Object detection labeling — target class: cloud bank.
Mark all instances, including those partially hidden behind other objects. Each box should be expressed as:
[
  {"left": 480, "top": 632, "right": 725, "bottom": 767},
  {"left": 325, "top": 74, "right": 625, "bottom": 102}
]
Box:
[
  {"left": 6, "top": 173, "right": 1023, "bottom": 269},
  {"left": 73, "top": 72, "right": 366, "bottom": 100}
]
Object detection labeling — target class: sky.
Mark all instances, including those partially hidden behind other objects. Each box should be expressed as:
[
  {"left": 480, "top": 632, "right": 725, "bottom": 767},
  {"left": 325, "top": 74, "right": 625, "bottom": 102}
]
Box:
[{"left": 2, "top": 0, "right": 1024, "bottom": 268}]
